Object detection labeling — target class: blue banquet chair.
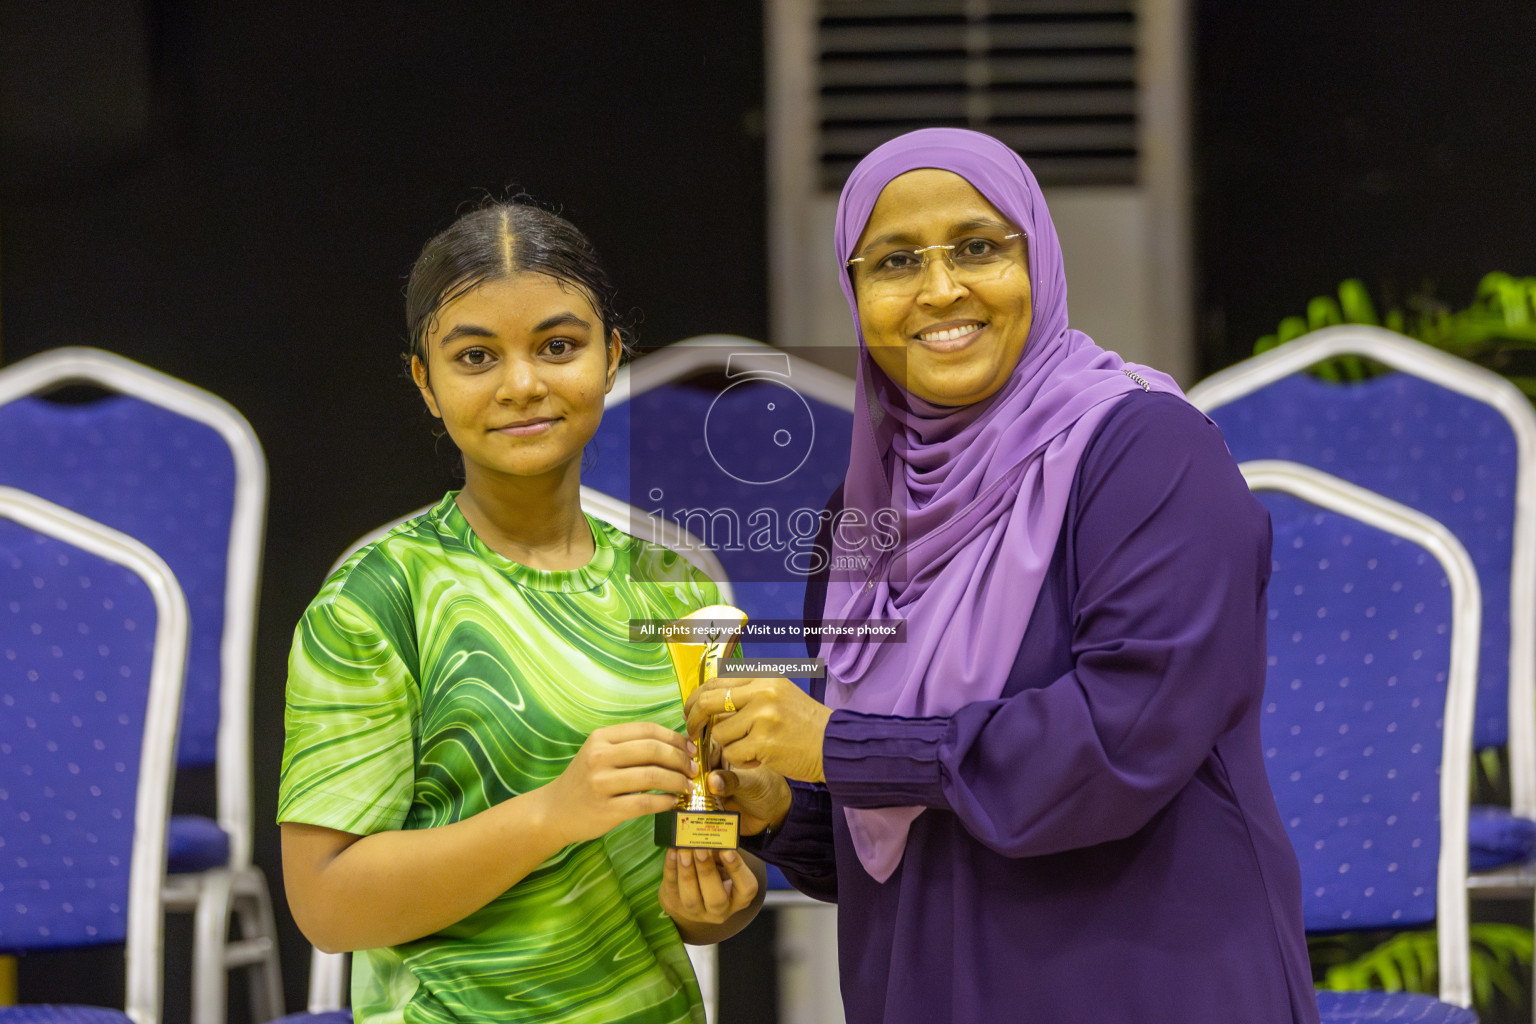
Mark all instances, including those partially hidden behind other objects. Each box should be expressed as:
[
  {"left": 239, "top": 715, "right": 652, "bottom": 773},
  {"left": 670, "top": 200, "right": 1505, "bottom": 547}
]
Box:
[
  {"left": 1241, "top": 460, "right": 1480, "bottom": 1021},
  {"left": 0, "top": 487, "right": 190, "bottom": 1024},
  {"left": 1191, "top": 327, "right": 1536, "bottom": 899},
  {"left": 0, "top": 348, "right": 283, "bottom": 1023}
]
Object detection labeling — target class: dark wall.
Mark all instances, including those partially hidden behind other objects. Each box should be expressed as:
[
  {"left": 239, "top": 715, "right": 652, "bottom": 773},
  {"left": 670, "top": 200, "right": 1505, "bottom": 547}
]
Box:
[
  {"left": 1, "top": 2, "right": 765, "bottom": 1018},
  {"left": 1195, "top": 0, "right": 1536, "bottom": 376}
]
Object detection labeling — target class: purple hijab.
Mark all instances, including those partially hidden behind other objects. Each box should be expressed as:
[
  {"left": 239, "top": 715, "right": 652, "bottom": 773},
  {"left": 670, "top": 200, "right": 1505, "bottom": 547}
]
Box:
[{"left": 823, "top": 128, "right": 1186, "bottom": 882}]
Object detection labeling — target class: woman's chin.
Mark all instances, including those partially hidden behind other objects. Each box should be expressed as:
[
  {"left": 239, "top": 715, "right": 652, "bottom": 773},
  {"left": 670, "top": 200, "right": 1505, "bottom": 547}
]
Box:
[{"left": 904, "top": 367, "right": 1011, "bottom": 407}]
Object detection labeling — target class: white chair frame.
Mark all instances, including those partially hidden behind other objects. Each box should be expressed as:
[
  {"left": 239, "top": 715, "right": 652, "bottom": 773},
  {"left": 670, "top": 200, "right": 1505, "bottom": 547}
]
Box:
[
  {"left": 1240, "top": 460, "right": 1480, "bottom": 1009},
  {"left": 0, "top": 348, "right": 282, "bottom": 1023},
  {"left": 613, "top": 334, "right": 857, "bottom": 415},
  {"left": 303, "top": 948, "right": 348, "bottom": 1016},
  {"left": 0, "top": 486, "right": 191, "bottom": 1024}
]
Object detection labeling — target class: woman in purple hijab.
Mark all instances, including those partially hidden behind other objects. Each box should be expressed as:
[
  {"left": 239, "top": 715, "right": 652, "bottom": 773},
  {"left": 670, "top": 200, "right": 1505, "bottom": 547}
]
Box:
[{"left": 686, "top": 128, "right": 1317, "bottom": 1023}]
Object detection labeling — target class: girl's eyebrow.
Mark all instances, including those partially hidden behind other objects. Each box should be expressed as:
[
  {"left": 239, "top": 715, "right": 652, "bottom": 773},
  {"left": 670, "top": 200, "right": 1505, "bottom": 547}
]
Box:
[
  {"left": 532, "top": 312, "right": 592, "bottom": 333},
  {"left": 437, "top": 312, "right": 591, "bottom": 347},
  {"left": 438, "top": 324, "right": 494, "bottom": 347}
]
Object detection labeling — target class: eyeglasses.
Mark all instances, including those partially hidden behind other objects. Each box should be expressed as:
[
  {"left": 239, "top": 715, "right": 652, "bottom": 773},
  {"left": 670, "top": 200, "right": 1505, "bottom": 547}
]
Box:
[{"left": 846, "top": 232, "right": 1025, "bottom": 292}]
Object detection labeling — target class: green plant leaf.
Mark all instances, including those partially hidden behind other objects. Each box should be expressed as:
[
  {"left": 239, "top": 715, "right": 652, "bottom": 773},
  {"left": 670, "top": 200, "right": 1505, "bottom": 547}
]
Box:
[
  {"left": 1469, "top": 923, "right": 1531, "bottom": 1009},
  {"left": 1338, "top": 279, "right": 1380, "bottom": 326},
  {"left": 1308, "top": 296, "right": 1345, "bottom": 332},
  {"left": 1277, "top": 315, "right": 1311, "bottom": 344},
  {"left": 1478, "top": 746, "right": 1505, "bottom": 793},
  {"left": 1248, "top": 275, "right": 1536, "bottom": 435},
  {"left": 1312, "top": 924, "right": 1534, "bottom": 1018}
]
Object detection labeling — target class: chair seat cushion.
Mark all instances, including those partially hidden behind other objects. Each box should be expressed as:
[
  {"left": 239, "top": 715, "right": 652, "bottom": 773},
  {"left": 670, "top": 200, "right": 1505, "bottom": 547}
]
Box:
[
  {"left": 268, "top": 1012, "right": 353, "bottom": 1024},
  {"left": 1316, "top": 990, "right": 1479, "bottom": 1022},
  {"left": 1467, "top": 805, "right": 1536, "bottom": 872},
  {"left": 0, "top": 1008, "right": 134, "bottom": 1023},
  {"left": 166, "top": 814, "right": 231, "bottom": 874}
]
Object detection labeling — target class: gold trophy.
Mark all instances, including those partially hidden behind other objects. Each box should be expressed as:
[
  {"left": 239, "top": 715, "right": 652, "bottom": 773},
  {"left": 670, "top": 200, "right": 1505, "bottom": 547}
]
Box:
[{"left": 654, "top": 604, "right": 748, "bottom": 849}]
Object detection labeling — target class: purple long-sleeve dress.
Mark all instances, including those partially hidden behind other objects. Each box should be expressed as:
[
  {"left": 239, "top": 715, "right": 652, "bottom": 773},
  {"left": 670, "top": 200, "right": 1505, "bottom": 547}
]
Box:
[{"left": 751, "top": 392, "right": 1319, "bottom": 1024}]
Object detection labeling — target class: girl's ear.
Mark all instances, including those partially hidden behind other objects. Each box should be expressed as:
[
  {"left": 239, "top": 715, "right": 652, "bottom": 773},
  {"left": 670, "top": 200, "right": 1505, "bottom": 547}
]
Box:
[
  {"left": 411, "top": 355, "right": 442, "bottom": 418},
  {"left": 604, "top": 330, "right": 622, "bottom": 393}
]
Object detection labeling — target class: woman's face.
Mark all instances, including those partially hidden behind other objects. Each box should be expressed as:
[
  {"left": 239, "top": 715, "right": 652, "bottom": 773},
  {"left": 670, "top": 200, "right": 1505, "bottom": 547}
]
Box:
[
  {"left": 411, "top": 272, "right": 620, "bottom": 490},
  {"left": 849, "top": 169, "right": 1032, "bottom": 407}
]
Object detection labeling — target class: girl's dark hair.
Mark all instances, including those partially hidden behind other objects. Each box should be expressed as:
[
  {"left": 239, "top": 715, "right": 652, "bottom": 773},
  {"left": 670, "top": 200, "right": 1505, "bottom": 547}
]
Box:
[{"left": 405, "top": 198, "right": 630, "bottom": 375}]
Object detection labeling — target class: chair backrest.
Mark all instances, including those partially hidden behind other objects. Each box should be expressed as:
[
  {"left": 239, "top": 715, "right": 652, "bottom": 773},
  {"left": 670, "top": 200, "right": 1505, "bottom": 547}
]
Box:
[
  {"left": 1241, "top": 460, "right": 1479, "bottom": 1008},
  {"left": 0, "top": 347, "right": 266, "bottom": 867},
  {"left": 0, "top": 487, "right": 189, "bottom": 1023},
  {"left": 1193, "top": 326, "right": 1536, "bottom": 815},
  {"left": 588, "top": 336, "right": 854, "bottom": 657}
]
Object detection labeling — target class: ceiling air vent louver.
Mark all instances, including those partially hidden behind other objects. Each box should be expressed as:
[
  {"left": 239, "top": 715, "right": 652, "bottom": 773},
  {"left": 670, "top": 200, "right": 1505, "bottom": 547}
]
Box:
[{"left": 818, "top": 0, "right": 1138, "bottom": 190}]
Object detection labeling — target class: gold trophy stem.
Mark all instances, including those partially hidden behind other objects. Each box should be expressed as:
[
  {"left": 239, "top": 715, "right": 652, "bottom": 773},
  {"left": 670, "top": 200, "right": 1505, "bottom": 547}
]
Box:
[
  {"left": 680, "top": 714, "right": 720, "bottom": 812},
  {"left": 655, "top": 606, "right": 746, "bottom": 849}
]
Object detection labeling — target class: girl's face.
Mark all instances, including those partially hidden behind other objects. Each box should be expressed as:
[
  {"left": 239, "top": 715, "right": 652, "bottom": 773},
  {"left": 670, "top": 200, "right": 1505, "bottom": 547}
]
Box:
[
  {"left": 849, "top": 169, "right": 1033, "bottom": 407},
  {"left": 412, "top": 272, "right": 621, "bottom": 491}
]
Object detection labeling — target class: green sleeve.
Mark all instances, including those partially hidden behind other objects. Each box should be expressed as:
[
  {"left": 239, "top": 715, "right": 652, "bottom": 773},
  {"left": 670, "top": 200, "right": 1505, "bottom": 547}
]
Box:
[{"left": 277, "top": 580, "right": 419, "bottom": 835}]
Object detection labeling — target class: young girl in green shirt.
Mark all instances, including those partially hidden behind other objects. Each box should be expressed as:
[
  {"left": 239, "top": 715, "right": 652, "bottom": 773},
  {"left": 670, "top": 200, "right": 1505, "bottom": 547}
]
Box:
[{"left": 279, "top": 200, "right": 761, "bottom": 1024}]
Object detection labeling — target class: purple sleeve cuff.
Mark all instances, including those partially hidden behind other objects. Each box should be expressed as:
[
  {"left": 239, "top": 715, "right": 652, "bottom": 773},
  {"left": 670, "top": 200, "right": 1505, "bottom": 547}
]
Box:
[
  {"left": 822, "top": 709, "right": 953, "bottom": 809},
  {"left": 743, "top": 780, "right": 839, "bottom": 902}
]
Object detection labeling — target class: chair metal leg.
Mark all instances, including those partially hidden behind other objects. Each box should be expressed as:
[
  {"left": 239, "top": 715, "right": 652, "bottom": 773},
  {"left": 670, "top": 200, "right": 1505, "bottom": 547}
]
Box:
[
  {"left": 231, "top": 868, "right": 285, "bottom": 1022},
  {"left": 685, "top": 943, "right": 717, "bottom": 1024},
  {"left": 166, "top": 865, "right": 287, "bottom": 1024},
  {"left": 307, "top": 949, "right": 350, "bottom": 1015},
  {"left": 191, "top": 869, "right": 234, "bottom": 1024}
]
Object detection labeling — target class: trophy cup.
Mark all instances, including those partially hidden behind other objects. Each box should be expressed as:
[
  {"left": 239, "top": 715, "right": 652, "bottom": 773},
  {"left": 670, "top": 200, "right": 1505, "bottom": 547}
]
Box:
[{"left": 654, "top": 604, "right": 748, "bottom": 849}]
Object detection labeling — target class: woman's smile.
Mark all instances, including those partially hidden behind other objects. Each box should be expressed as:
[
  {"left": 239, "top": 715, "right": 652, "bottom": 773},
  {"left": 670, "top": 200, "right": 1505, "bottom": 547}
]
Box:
[{"left": 914, "top": 320, "right": 987, "bottom": 352}]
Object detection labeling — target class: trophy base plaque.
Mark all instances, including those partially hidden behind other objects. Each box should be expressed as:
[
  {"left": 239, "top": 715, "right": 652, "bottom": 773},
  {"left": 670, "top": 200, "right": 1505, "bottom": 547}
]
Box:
[{"left": 654, "top": 808, "right": 741, "bottom": 850}]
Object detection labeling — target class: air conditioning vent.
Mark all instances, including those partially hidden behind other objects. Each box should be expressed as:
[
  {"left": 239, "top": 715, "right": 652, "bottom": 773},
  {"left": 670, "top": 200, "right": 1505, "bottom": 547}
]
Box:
[{"left": 818, "top": 0, "right": 1137, "bottom": 190}]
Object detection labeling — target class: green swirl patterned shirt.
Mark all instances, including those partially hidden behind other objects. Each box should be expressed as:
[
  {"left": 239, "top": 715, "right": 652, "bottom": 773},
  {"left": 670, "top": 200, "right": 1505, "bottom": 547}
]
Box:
[{"left": 278, "top": 493, "right": 715, "bottom": 1024}]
